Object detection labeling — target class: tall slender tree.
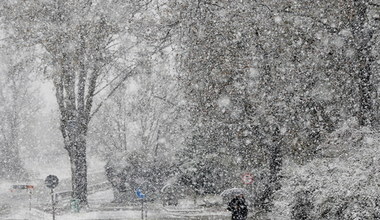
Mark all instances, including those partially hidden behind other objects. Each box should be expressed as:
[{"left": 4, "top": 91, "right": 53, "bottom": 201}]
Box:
[{"left": 0, "top": 46, "right": 38, "bottom": 181}]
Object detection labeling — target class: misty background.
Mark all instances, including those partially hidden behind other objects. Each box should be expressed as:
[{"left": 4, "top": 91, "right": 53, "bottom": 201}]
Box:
[{"left": 1, "top": 0, "right": 380, "bottom": 219}]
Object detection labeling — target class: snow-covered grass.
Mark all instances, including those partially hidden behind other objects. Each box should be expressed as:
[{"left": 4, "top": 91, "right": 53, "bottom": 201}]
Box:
[
  {"left": 3, "top": 188, "right": 233, "bottom": 219},
  {"left": 273, "top": 122, "right": 380, "bottom": 219}
]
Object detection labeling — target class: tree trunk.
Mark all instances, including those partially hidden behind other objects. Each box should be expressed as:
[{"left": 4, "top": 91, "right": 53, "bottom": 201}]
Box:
[
  {"left": 351, "top": 0, "right": 374, "bottom": 127},
  {"left": 68, "top": 135, "right": 88, "bottom": 205},
  {"left": 254, "top": 127, "right": 283, "bottom": 212},
  {"left": 57, "top": 74, "right": 89, "bottom": 205},
  {"left": 269, "top": 133, "right": 282, "bottom": 191}
]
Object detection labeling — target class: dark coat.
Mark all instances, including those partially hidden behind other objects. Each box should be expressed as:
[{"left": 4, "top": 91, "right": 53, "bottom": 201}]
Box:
[{"left": 227, "top": 196, "right": 248, "bottom": 220}]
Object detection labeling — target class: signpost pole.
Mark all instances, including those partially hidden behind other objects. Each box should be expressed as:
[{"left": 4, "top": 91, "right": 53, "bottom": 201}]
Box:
[
  {"left": 29, "top": 190, "right": 32, "bottom": 211},
  {"left": 141, "top": 199, "right": 144, "bottom": 220},
  {"left": 241, "top": 173, "right": 254, "bottom": 202},
  {"left": 145, "top": 202, "right": 148, "bottom": 220},
  {"left": 250, "top": 181, "right": 254, "bottom": 198},
  {"left": 11, "top": 185, "right": 35, "bottom": 212},
  {"left": 135, "top": 188, "right": 146, "bottom": 220},
  {"left": 51, "top": 188, "right": 55, "bottom": 220},
  {"left": 45, "top": 175, "right": 59, "bottom": 220}
]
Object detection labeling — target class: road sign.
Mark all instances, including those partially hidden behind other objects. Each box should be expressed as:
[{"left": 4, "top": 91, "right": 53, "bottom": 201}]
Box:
[
  {"left": 241, "top": 173, "right": 254, "bottom": 184},
  {"left": 135, "top": 188, "right": 147, "bottom": 220},
  {"left": 135, "top": 188, "right": 146, "bottom": 199},
  {"left": 11, "top": 185, "right": 34, "bottom": 190},
  {"left": 45, "top": 175, "right": 59, "bottom": 220},
  {"left": 45, "top": 175, "right": 59, "bottom": 189},
  {"left": 10, "top": 185, "right": 34, "bottom": 211}
]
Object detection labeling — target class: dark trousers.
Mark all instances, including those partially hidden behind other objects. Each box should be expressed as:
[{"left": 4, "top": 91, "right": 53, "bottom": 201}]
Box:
[{"left": 232, "top": 212, "right": 247, "bottom": 220}]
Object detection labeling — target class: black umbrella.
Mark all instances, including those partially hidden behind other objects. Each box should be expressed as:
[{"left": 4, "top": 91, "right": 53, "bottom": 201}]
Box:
[{"left": 220, "top": 188, "right": 249, "bottom": 198}]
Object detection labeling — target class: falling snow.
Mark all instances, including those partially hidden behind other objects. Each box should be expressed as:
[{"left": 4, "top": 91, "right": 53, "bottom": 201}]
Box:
[{"left": 1, "top": 0, "right": 380, "bottom": 219}]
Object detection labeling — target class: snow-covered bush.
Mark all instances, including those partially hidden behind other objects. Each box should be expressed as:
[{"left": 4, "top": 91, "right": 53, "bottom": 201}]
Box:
[
  {"left": 105, "top": 150, "right": 174, "bottom": 203},
  {"left": 273, "top": 121, "right": 380, "bottom": 219}
]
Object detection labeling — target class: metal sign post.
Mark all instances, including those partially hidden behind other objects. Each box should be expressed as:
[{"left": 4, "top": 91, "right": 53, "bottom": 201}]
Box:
[
  {"left": 11, "top": 185, "right": 34, "bottom": 211},
  {"left": 45, "top": 175, "right": 59, "bottom": 220},
  {"left": 241, "top": 173, "right": 254, "bottom": 196},
  {"left": 51, "top": 188, "right": 56, "bottom": 220},
  {"left": 135, "top": 188, "right": 146, "bottom": 220},
  {"left": 28, "top": 189, "right": 32, "bottom": 211},
  {"left": 141, "top": 199, "right": 144, "bottom": 220}
]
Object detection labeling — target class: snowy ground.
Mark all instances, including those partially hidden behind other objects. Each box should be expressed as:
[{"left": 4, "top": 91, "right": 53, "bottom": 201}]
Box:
[
  {"left": 6, "top": 208, "right": 232, "bottom": 220},
  {"left": 1, "top": 188, "right": 233, "bottom": 220}
]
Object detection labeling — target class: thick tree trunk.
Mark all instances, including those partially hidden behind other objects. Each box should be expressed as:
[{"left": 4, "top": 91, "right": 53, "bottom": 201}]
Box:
[
  {"left": 269, "top": 139, "right": 282, "bottom": 191},
  {"left": 351, "top": 0, "right": 374, "bottom": 127},
  {"left": 54, "top": 43, "right": 95, "bottom": 205},
  {"left": 358, "top": 58, "right": 373, "bottom": 127},
  {"left": 68, "top": 135, "right": 88, "bottom": 205},
  {"left": 256, "top": 127, "right": 283, "bottom": 211},
  {"left": 57, "top": 73, "right": 90, "bottom": 205}
]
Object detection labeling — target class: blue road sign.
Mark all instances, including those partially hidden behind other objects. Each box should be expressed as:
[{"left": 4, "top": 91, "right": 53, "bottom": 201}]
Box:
[{"left": 135, "top": 188, "right": 146, "bottom": 199}]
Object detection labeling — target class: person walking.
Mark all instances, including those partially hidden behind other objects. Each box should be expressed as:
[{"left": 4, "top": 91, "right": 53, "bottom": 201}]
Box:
[{"left": 227, "top": 194, "right": 248, "bottom": 220}]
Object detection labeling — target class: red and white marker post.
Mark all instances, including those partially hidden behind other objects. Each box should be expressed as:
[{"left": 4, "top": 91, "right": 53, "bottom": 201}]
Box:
[{"left": 11, "top": 185, "right": 34, "bottom": 211}]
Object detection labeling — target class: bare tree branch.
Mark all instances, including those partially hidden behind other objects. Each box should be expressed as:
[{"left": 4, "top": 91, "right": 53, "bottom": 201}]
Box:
[{"left": 89, "top": 67, "right": 136, "bottom": 120}]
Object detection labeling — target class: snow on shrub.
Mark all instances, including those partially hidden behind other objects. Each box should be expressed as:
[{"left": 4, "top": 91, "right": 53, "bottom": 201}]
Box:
[{"left": 273, "top": 121, "right": 380, "bottom": 219}]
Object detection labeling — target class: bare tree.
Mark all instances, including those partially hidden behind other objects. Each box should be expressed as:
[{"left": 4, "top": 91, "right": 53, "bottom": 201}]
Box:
[
  {"left": 0, "top": 45, "right": 39, "bottom": 181},
  {"left": 1, "top": 0, "right": 153, "bottom": 204},
  {"left": 90, "top": 52, "right": 189, "bottom": 202}
]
